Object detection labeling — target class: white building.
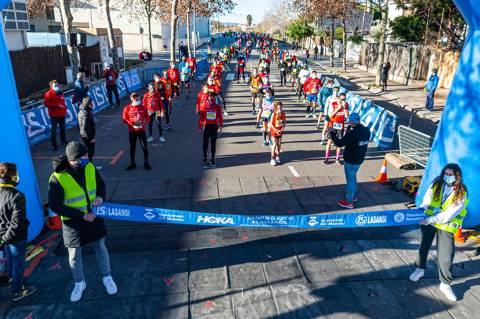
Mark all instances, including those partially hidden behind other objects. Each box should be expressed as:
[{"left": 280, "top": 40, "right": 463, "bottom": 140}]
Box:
[
  {"left": 1, "top": 0, "right": 29, "bottom": 50},
  {"left": 29, "top": 2, "right": 211, "bottom": 55}
]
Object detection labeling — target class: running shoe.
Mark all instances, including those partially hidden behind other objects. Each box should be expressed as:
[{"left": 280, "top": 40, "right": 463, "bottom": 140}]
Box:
[
  {"left": 159, "top": 136, "right": 166, "bottom": 143},
  {"left": 336, "top": 159, "right": 343, "bottom": 166},
  {"left": 144, "top": 161, "right": 152, "bottom": 170},
  {"left": 275, "top": 157, "right": 281, "bottom": 164},
  {"left": 270, "top": 159, "right": 277, "bottom": 166},
  {"left": 147, "top": 136, "right": 154, "bottom": 143},
  {"left": 337, "top": 200, "right": 354, "bottom": 209},
  {"left": 320, "top": 140, "right": 327, "bottom": 145},
  {"left": 203, "top": 159, "right": 209, "bottom": 168},
  {"left": 166, "top": 125, "right": 172, "bottom": 131},
  {"left": 126, "top": 163, "right": 136, "bottom": 171},
  {"left": 323, "top": 159, "right": 330, "bottom": 164},
  {"left": 263, "top": 140, "right": 269, "bottom": 146},
  {"left": 312, "top": 114, "right": 317, "bottom": 119},
  {"left": 224, "top": 111, "right": 229, "bottom": 116},
  {"left": 209, "top": 160, "right": 216, "bottom": 168},
  {"left": 13, "top": 286, "right": 37, "bottom": 302}
]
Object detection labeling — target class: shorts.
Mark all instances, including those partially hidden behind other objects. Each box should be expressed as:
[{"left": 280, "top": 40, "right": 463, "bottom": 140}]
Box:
[
  {"left": 270, "top": 130, "right": 283, "bottom": 138},
  {"left": 327, "top": 128, "right": 344, "bottom": 140},
  {"left": 307, "top": 94, "right": 318, "bottom": 103},
  {"left": 251, "top": 92, "right": 260, "bottom": 99}
]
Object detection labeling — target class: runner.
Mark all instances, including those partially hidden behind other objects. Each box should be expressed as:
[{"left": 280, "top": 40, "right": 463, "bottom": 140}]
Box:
[
  {"left": 159, "top": 71, "right": 173, "bottom": 131},
  {"left": 236, "top": 53, "right": 246, "bottom": 84},
  {"left": 179, "top": 58, "right": 192, "bottom": 100},
  {"left": 186, "top": 55, "right": 197, "bottom": 83},
  {"left": 303, "top": 70, "right": 322, "bottom": 118},
  {"left": 317, "top": 79, "right": 334, "bottom": 130},
  {"left": 256, "top": 89, "right": 274, "bottom": 145},
  {"left": 122, "top": 93, "right": 152, "bottom": 171},
  {"left": 167, "top": 62, "right": 181, "bottom": 98},
  {"left": 198, "top": 92, "right": 223, "bottom": 168},
  {"left": 249, "top": 68, "right": 263, "bottom": 115},
  {"left": 298, "top": 65, "right": 310, "bottom": 102},
  {"left": 278, "top": 58, "right": 287, "bottom": 87},
  {"left": 269, "top": 101, "right": 286, "bottom": 166},
  {"left": 324, "top": 92, "right": 349, "bottom": 165},
  {"left": 320, "top": 85, "right": 340, "bottom": 144},
  {"left": 143, "top": 83, "right": 166, "bottom": 144}
]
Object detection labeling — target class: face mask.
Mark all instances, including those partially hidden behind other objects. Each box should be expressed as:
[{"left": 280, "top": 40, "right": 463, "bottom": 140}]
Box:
[
  {"left": 443, "top": 175, "right": 456, "bottom": 185},
  {"left": 132, "top": 99, "right": 141, "bottom": 106},
  {"left": 53, "top": 85, "right": 61, "bottom": 93},
  {"left": 333, "top": 91, "right": 339, "bottom": 97},
  {"left": 265, "top": 96, "right": 273, "bottom": 102},
  {"left": 154, "top": 77, "right": 161, "bottom": 83},
  {"left": 78, "top": 157, "right": 89, "bottom": 168}
]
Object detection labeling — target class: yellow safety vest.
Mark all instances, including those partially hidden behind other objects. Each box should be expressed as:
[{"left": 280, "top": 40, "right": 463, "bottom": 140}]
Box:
[
  {"left": 425, "top": 184, "right": 468, "bottom": 233},
  {"left": 49, "top": 162, "right": 97, "bottom": 221}
]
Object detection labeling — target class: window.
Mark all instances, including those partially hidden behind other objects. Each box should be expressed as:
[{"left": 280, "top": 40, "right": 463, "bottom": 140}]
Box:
[
  {"left": 46, "top": 6, "right": 55, "bottom": 20},
  {"left": 15, "top": 12, "right": 27, "bottom": 20},
  {"left": 4, "top": 21, "right": 17, "bottom": 30},
  {"left": 48, "top": 25, "right": 61, "bottom": 33},
  {"left": 29, "top": 24, "right": 36, "bottom": 32},
  {"left": 2, "top": 11, "right": 15, "bottom": 20},
  {"left": 17, "top": 21, "right": 29, "bottom": 30},
  {"left": 13, "top": 2, "right": 26, "bottom": 11}
]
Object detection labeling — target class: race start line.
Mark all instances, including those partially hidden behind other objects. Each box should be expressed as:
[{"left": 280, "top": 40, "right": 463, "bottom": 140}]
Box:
[{"left": 94, "top": 202, "right": 426, "bottom": 229}]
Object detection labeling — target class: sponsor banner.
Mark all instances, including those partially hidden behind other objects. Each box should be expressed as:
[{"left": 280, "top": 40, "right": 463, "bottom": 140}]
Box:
[
  {"left": 22, "top": 69, "right": 142, "bottom": 146},
  {"left": 94, "top": 202, "right": 426, "bottom": 229}
]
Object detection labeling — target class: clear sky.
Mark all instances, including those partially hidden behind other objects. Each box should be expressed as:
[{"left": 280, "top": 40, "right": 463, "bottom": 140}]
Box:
[{"left": 218, "top": 0, "right": 275, "bottom": 25}]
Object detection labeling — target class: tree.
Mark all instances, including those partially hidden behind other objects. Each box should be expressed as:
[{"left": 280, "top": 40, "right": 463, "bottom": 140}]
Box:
[
  {"left": 100, "top": 0, "right": 119, "bottom": 69},
  {"left": 246, "top": 14, "right": 252, "bottom": 26},
  {"left": 375, "top": 0, "right": 388, "bottom": 86},
  {"left": 58, "top": 0, "right": 80, "bottom": 79},
  {"left": 390, "top": 15, "right": 426, "bottom": 42},
  {"left": 170, "top": 0, "right": 179, "bottom": 62},
  {"left": 286, "top": 19, "right": 314, "bottom": 47}
]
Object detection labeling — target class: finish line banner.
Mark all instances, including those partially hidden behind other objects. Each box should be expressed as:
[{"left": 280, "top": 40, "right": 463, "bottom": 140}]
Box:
[{"left": 94, "top": 202, "right": 426, "bottom": 229}]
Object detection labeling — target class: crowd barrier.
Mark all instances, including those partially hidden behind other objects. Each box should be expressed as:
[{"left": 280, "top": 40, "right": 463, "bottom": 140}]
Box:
[
  {"left": 95, "top": 202, "right": 425, "bottom": 229},
  {"left": 322, "top": 76, "right": 397, "bottom": 150},
  {"left": 22, "top": 69, "right": 142, "bottom": 146}
]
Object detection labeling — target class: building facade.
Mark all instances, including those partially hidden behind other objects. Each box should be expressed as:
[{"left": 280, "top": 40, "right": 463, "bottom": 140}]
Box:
[{"left": 1, "top": 0, "right": 29, "bottom": 50}]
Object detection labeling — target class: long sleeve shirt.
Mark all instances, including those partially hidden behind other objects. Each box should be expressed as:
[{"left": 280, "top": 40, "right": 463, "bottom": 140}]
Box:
[{"left": 419, "top": 184, "right": 466, "bottom": 225}]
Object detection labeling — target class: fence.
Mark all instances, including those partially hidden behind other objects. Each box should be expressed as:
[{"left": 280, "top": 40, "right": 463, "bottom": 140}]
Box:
[{"left": 398, "top": 125, "right": 432, "bottom": 168}]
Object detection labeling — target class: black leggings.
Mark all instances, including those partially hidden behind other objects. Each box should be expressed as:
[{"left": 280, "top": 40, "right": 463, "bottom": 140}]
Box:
[
  {"left": 82, "top": 137, "right": 95, "bottom": 161},
  {"left": 203, "top": 124, "right": 218, "bottom": 160},
  {"left": 128, "top": 131, "right": 148, "bottom": 164},
  {"left": 148, "top": 113, "right": 163, "bottom": 137}
]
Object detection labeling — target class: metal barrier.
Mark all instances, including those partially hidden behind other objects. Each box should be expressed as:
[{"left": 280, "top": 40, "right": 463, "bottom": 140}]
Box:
[
  {"left": 398, "top": 125, "right": 432, "bottom": 168},
  {"left": 140, "top": 68, "right": 162, "bottom": 86}
]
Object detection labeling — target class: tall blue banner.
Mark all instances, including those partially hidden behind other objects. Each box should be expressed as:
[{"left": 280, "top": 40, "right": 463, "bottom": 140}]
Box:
[
  {"left": 417, "top": 0, "right": 480, "bottom": 228},
  {"left": 0, "top": 4, "right": 43, "bottom": 241}
]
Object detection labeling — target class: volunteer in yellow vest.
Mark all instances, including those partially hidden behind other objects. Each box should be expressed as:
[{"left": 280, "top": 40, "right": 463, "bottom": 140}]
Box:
[
  {"left": 409, "top": 163, "right": 468, "bottom": 302},
  {"left": 48, "top": 142, "right": 117, "bottom": 303}
]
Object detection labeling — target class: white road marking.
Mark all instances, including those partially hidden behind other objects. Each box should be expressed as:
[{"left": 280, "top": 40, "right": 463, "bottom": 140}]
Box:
[
  {"left": 288, "top": 166, "right": 300, "bottom": 177},
  {"left": 269, "top": 75, "right": 278, "bottom": 83},
  {"left": 226, "top": 73, "right": 235, "bottom": 81}
]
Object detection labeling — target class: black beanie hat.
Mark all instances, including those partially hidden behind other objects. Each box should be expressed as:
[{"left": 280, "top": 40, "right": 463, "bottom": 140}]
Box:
[{"left": 65, "top": 142, "right": 87, "bottom": 161}]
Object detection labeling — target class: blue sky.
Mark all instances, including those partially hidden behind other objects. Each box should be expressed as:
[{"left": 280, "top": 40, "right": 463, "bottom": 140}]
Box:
[{"left": 218, "top": 0, "right": 275, "bottom": 24}]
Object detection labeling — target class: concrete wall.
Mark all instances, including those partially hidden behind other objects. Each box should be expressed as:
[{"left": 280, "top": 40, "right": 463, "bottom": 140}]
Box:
[
  {"left": 358, "top": 42, "right": 459, "bottom": 89},
  {"left": 5, "top": 30, "right": 27, "bottom": 50}
]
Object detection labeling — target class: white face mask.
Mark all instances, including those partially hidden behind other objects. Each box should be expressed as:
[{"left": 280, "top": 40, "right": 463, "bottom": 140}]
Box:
[{"left": 132, "top": 99, "right": 141, "bottom": 106}]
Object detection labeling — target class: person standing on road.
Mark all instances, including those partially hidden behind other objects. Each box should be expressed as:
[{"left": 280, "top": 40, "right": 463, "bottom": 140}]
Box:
[
  {"left": 168, "top": 62, "right": 181, "bottom": 99},
  {"left": 0, "top": 163, "right": 37, "bottom": 302},
  {"left": 48, "top": 142, "right": 117, "bottom": 303},
  {"left": 313, "top": 46, "right": 319, "bottom": 60},
  {"left": 199, "top": 92, "right": 223, "bottom": 168},
  {"left": 236, "top": 53, "right": 246, "bottom": 84},
  {"left": 143, "top": 83, "right": 166, "bottom": 144},
  {"left": 324, "top": 92, "right": 349, "bottom": 165},
  {"left": 317, "top": 79, "right": 334, "bottom": 130},
  {"left": 328, "top": 113, "right": 370, "bottom": 209},
  {"left": 102, "top": 63, "right": 120, "bottom": 108},
  {"left": 74, "top": 72, "right": 89, "bottom": 110},
  {"left": 303, "top": 70, "right": 322, "bottom": 118},
  {"left": 159, "top": 71, "right": 173, "bottom": 131},
  {"left": 278, "top": 58, "right": 287, "bottom": 87},
  {"left": 320, "top": 85, "right": 340, "bottom": 145},
  {"left": 269, "top": 101, "right": 286, "bottom": 166},
  {"left": 44, "top": 80, "right": 68, "bottom": 151},
  {"left": 77, "top": 97, "right": 99, "bottom": 167},
  {"left": 409, "top": 163, "right": 468, "bottom": 302},
  {"left": 249, "top": 69, "right": 263, "bottom": 115},
  {"left": 425, "top": 68, "right": 439, "bottom": 110},
  {"left": 122, "top": 93, "right": 152, "bottom": 171},
  {"left": 381, "top": 62, "right": 391, "bottom": 92}
]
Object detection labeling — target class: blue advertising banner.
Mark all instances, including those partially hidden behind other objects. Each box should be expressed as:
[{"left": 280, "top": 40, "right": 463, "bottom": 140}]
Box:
[
  {"left": 22, "top": 69, "right": 142, "bottom": 146},
  {"left": 94, "top": 202, "right": 426, "bottom": 229}
]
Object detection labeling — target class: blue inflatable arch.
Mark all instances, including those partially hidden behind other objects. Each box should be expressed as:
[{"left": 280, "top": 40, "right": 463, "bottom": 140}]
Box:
[{"left": 0, "top": 0, "right": 478, "bottom": 241}]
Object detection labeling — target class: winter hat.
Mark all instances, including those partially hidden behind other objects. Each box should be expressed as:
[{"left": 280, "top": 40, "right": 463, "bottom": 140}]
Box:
[{"left": 66, "top": 142, "right": 88, "bottom": 161}]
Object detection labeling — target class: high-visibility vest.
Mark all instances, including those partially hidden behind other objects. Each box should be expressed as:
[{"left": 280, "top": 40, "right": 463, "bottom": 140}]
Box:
[
  {"left": 425, "top": 184, "right": 468, "bottom": 233},
  {"left": 50, "top": 162, "right": 97, "bottom": 221}
]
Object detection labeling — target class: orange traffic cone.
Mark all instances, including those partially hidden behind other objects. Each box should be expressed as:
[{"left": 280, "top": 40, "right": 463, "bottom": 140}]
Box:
[
  {"left": 375, "top": 159, "right": 388, "bottom": 184},
  {"left": 47, "top": 209, "right": 62, "bottom": 230},
  {"left": 454, "top": 227, "right": 466, "bottom": 243}
]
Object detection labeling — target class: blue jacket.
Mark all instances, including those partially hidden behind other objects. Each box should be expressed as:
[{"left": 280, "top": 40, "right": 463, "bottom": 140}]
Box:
[
  {"left": 74, "top": 79, "right": 89, "bottom": 103},
  {"left": 318, "top": 86, "right": 333, "bottom": 108},
  {"left": 425, "top": 73, "right": 439, "bottom": 92}
]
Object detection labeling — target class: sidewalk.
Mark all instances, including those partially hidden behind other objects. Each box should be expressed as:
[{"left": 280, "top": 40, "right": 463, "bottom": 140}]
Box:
[{"left": 309, "top": 56, "right": 449, "bottom": 125}]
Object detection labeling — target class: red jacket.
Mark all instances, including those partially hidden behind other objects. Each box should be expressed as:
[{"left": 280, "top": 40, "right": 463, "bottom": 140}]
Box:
[
  {"left": 143, "top": 92, "right": 164, "bottom": 113},
  {"left": 44, "top": 89, "right": 67, "bottom": 118},
  {"left": 196, "top": 90, "right": 210, "bottom": 113},
  {"left": 186, "top": 57, "right": 197, "bottom": 72},
  {"left": 160, "top": 77, "right": 173, "bottom": 98},
  {"left": 167, "top": 68, "right": 180, "bottom": 84},
  {"left": 122, "top": 104, "right": 151, "bottom": 132},
  {"left": 198, "top": 98, "right": 223, "bottom": 128},
  {"left": 303, "top": 78, "right": 322, "bottom": 94},
  {"left": 103, "top": 69, "right": 119, "bottom": 86}
]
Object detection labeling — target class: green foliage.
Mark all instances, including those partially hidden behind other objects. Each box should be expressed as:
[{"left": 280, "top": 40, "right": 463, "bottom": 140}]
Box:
[
  {"left": 286, "top": 19, "right": 314, "bottom": 41},
  {"left": 349, "top": 34, "right": 363, "bottom": 44},
  {"left": 334, "top": 26, "right": 343, "bottom": 40},
  {"left": 390, "top": 15, "right": 426, "bottom": 42},
  {"left": 246, "top": 14, "right": 253, "bottom": 27}
]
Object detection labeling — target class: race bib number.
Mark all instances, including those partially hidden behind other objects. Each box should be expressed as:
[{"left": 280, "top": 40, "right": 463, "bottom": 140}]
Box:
[
  {"left": 207, "top": 111, "right": 217, "bottom": 120},
  {"left": 263, "top": 110, "right": 272, "bottom": 118},
  {"left": 155, "top": 111, "right": 162, "bottom": 117},
  {"left": 333, "top": 122, "right": 343, "bottom": 130},
  {"left": 276, "top": 120, "right": 284, "bottom": 127},
  {"left": 280, "top": 68, "right": 286, "bottom": 72},
  {"left": 311, "top": 88, "right": 317, "bottom": 94}
]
